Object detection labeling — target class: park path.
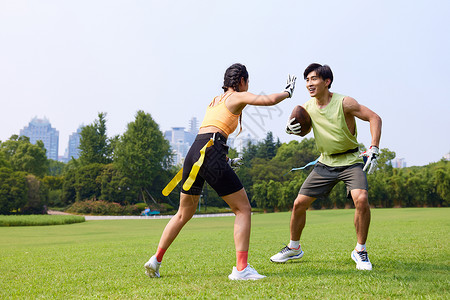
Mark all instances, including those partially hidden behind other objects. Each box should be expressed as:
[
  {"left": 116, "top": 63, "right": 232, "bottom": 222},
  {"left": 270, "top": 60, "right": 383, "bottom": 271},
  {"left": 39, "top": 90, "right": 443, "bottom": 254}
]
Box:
[{"left": 47, "top": 210, "right": 236, "bottom": 220}]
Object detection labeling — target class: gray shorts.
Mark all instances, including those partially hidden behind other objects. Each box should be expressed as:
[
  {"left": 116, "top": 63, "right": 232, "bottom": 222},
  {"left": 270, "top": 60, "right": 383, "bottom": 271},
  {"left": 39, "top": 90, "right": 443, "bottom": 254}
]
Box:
[{"left": 299, "top": 162, "right": 368, "bottom": 199}]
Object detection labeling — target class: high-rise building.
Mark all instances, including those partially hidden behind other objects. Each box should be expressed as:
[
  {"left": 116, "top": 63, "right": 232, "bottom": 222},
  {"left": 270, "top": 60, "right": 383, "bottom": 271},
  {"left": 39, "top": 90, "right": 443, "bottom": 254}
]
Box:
[
  {"left": 392, "top": 158, "right": 407, "bottom": 168},
  {"left": 164, "top": 117, "right": 199, "bottom": 165},
  {"left": 68, "top": 126, "right": 83, "bottom": 160},
  {"left": 20, "top": 117, "right": 59, "bottom": 161},
  {"left": 188, "top": 117, "right": 199, "bottom": 135}
]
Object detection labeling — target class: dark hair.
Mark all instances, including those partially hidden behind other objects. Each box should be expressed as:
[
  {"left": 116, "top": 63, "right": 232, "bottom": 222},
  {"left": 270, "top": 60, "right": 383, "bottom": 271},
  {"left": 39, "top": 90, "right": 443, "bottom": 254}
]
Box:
[
  {"left": 222, "top": 63, "right": 249, "bottom": 92},
  {"left": 222, "top": 63, "right": 248, "bottom": 136},
  {"left": 303, "top": 63, "right": 333, "bottom": 89}
]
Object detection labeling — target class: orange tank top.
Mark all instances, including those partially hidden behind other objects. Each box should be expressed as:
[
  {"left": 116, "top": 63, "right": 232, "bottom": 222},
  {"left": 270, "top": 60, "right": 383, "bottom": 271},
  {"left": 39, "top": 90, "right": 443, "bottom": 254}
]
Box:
[{"left": 200, "top": 92, "right": 241, "bottom": 135}]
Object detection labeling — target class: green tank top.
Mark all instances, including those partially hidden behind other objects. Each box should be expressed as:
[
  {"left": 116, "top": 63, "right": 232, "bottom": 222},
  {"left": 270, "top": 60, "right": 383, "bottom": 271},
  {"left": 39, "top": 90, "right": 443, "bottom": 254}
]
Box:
[{"left": 304, "top": 93, "right": 363, "bottom": 167}]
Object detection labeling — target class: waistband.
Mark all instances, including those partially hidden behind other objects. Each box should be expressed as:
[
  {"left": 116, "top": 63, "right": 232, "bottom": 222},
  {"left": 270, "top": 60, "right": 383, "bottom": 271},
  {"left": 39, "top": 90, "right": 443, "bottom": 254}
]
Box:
[
  {"left": 329, "top": 147, "right": 359, "bottom": 157},
  {"left": 195, "top": 132, "right": 227, "bottom": 143}
]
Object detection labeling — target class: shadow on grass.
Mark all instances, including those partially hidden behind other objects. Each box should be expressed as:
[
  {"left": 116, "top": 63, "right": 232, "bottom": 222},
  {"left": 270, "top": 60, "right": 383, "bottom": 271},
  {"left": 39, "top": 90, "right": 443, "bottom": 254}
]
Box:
[{"left": 264, "top": 257, "right": 449, "bottom": 281}]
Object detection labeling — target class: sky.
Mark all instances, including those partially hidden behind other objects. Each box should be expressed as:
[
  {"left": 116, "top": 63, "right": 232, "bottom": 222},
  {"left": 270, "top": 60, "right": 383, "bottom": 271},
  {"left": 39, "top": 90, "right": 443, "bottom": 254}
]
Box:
[{"left": 1, "top": 0, "right": 449, "bottom": 167}]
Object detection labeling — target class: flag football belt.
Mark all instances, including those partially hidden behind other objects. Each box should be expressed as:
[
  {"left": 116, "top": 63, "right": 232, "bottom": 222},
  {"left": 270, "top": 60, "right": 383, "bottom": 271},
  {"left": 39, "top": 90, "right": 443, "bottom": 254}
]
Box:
[
  {"left": 330, "top": 147, "right": 359, "bottom": 156},
  {"left": 162, "top": 133, "right": 220, "bottom": 196}
]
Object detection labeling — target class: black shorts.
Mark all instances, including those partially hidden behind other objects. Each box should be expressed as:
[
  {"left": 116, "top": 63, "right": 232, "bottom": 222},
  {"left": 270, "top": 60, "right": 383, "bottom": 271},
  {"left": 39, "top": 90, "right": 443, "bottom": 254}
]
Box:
[
  {"left": 299, "top": 162, "right": 368, "bottom": 199},
  {"left": 181, "top": 132, "right": 243, "bottom": 197}
]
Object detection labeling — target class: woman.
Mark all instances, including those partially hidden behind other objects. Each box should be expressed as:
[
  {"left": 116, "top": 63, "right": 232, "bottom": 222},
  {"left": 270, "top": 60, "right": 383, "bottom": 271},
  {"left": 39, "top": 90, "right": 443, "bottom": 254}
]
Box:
[{"left": 144, "top": 63, "right": 296, "bottom": 280}]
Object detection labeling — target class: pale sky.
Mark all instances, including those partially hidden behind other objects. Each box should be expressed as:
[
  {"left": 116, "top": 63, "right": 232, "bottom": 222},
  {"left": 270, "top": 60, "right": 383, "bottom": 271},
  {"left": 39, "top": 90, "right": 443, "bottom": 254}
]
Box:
[{"left": 1, "top": 0, "right": 449, "bottom": 166}]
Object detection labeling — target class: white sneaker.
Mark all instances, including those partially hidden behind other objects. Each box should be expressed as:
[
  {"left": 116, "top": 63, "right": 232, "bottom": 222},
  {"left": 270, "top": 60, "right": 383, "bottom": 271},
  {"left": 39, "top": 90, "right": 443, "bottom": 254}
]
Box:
[
  {"left": 228, "top": 264, "right": 266, "bottom": 280},
  {"left": 270, "top": 245, "right": 304, "bottom": 263},
  {"left": 144, "top": 255, "right": 161, "bottom": 278},
  {"left": 351, "top": 249, "right": 372, "bottom": 270}
]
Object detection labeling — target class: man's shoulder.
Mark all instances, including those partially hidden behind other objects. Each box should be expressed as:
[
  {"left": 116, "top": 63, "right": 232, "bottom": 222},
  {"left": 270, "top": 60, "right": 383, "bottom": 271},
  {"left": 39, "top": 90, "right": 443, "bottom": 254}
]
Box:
[{"left": 332, "top": 92, "right": 347, "bottom": 101}]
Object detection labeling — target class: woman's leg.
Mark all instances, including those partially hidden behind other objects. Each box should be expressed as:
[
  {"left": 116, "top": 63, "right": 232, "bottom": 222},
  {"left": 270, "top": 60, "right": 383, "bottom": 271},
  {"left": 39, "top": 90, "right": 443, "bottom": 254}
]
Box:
[
  {"left": 221, "top": 187, "right": 251, "bottom": 252},
  {"left": 145, "top": 193, "right": 200, "bottom": 278},
  {"left": 157, "top": 193, "right": 200, "bottom": 251}
]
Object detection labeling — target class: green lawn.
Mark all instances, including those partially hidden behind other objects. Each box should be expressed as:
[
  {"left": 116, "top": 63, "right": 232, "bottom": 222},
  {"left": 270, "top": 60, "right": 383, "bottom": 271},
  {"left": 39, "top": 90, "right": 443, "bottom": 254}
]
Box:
[{"left": 0, "top": 208, "right": 448, "bottom": 299}]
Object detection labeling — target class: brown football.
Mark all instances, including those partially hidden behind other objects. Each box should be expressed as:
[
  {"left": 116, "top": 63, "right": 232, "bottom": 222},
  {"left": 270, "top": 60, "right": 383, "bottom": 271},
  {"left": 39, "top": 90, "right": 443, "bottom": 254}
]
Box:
[{"left": 289, "top": 105, "right": 312, "bottom": 137}]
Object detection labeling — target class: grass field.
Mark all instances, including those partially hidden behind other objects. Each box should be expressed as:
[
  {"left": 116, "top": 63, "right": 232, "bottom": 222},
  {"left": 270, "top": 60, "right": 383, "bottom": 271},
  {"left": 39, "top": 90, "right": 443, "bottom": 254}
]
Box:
[{"left": 0, "top": 208, "right": 448, "bottom": 299}]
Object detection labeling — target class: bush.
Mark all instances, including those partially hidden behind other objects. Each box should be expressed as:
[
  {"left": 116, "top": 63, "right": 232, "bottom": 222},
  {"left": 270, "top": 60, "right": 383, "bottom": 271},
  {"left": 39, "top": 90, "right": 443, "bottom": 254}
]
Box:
[
  {"left": 66, "top": 200, "right": 142, "bottom": 216},
  {"left": 0, "top": 215, "right": 85, "bottom": 226}
]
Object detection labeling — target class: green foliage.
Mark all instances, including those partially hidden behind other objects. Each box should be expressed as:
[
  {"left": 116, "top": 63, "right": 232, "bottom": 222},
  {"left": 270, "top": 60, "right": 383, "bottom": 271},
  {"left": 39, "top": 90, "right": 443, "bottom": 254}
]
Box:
[
  {"left": 48, "top": 159, "right": 66, "bottom": 176},
  {"left": 22, "top": 174, "right": 49, "bottom": 214},
  {"left": 98, "top": 164, "right": 136, "bottom": 204},
  {"left": 74, "top": 163, "right": 104, "bottom": 201},
  {"left": 42, "top": 176, "right": 64, "bottom": 190},
  {"left": 61, "top": 168, "right": 77, "bottom": 205},
  {"left": 114, "top": 110, "right": 172, "bottom": 199},
  {"left": 0, "top": 135, "right": 49, "bottom": 177},
  {"left": 255, "top": 131, "right": 279, "bottom": 159},
  {"left": 79, "top": 112, "right": 112, "bottom": 165},
  {"left": 0, "top": 168, "right": 28, "bottom": 214},
  {"left": 66, "top": 200, "right": 141, "bottom": 216},
  {"left": 0, "top": 150, "right": 9, "bottom": 168},
  {"left": 0, "top": 215, "right": 85, "bottom": 226},
  {"left": 236, "top": 136, "right": 449, "bottom": 210}
]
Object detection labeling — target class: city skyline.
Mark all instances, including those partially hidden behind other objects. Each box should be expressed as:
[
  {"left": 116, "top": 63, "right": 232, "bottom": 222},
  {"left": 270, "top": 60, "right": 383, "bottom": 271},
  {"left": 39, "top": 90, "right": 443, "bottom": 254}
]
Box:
[{"left": 11, "top": 115, "right": 450, "bottom": 166}]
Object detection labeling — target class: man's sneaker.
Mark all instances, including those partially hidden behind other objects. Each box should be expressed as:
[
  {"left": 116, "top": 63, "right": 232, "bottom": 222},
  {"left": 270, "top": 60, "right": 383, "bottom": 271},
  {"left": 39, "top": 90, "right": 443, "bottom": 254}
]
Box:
[
  {"left": 351, "top": 249, "right": 372, "bottom": 270},
  {"left": 228, "top": 264, "right": 266, "bottom": 280},
  {"left": 270, "top": 245, "right": 304, "bottom": 263},
  {"left": 144, "top": 255, "right": 161, "bottom": 278}
]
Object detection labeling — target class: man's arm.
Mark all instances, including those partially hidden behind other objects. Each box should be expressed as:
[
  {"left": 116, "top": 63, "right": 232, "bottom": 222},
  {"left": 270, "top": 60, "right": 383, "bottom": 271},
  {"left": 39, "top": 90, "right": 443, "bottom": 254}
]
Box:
[{"left": 343, "top": 96, "right": 382, "bottom": 147}]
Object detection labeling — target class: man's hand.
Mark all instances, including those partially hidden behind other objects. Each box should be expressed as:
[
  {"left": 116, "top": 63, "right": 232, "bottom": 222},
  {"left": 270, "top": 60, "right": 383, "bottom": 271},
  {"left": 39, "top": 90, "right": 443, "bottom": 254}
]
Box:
[
  {"left": 228, "top": 157, "right": 243, "bottom": 171},
  {"left": 283, "top": 74, "right": 297, "bottom": 98},
  {"left": 285, "top": 118, "right": 302, "bottom": 135},
  {"left": 359, "top": 146, "right": 379, "bottom": 174}
]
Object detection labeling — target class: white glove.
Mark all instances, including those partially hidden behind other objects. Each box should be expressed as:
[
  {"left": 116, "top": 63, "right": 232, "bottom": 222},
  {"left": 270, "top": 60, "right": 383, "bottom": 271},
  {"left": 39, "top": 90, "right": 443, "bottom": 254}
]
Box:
[
  {"left": 283, "top": 74, "right": 297, "bottom": 98},
  {"left": 285, "top": 118, "right": 302, "bottom": 135},
  {"left": 359, "top": 146, "right": 379, "bottom": 174},
  {"left": 227, "top": 157, "right": 243, "bottom": 170}
]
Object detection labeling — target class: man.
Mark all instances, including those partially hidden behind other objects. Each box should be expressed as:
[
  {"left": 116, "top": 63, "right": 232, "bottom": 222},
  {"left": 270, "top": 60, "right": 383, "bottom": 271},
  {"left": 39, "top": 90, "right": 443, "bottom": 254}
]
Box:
[{"left": 270, "top": 63, "right": 382, "bottom": 270}]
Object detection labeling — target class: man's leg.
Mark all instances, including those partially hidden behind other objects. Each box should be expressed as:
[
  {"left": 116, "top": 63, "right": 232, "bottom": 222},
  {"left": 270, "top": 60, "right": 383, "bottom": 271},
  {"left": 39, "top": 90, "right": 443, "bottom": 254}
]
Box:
[
  {"left": 290, "top": 194, "right": 316, "bottom": 241},
  {"left": 350, "top": 188, "right": 372, "bottom": 270},
  {"left": 350, "top": 189, "right": 370, "bottom": 244},
  {"left": 270, "top": 194, "right": 315, "bottom": 263}
]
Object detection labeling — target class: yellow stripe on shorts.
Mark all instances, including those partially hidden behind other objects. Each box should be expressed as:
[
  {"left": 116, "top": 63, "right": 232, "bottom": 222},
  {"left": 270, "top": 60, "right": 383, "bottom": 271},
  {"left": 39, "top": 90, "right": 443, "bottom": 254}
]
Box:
[{"left": 161, "top": 138, "right": 214, "bottom": 196}]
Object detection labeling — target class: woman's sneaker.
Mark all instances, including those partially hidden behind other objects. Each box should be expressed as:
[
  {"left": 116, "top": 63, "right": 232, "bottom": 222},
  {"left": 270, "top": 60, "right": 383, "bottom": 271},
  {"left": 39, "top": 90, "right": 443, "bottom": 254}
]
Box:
[
  {"left": 270, "top": 245, "right": 304, "bottom": 263},
  {"left": 351, "top": 249, "right": 372, "bottom": 270},
  {"left": 228, "top": 264, "right": 266, "bottom": 280},
  {"left": 144, "top": 255, "right": 161, "bottom": 278}
]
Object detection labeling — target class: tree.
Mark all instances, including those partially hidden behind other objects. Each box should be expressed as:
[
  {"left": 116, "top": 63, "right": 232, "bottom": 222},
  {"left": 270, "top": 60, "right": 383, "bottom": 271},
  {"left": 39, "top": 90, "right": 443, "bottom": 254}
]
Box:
[
  {"left": 0, "top": 150, "right": 9, "bottom": 168},
  {"left": 0, "top": 135, "right": 48, "bottom": 177},
  {"left": 48, "top": 159, "right": 66, "bottom": 176},
  {"left": 252, "top": 181, "right": 269, "bottom": 211},
  {"left": 79, "top": 112, "right": 112, "bottom": 165},
  {"left": 114, "top": 110, "right": 172, "bottom": 202},
  {"left": 255, "top": 132, "right": 279, "bottom": 159},
  {"left": 74, "top": 163, "right": 104, "bottom": 201},
  {"left": 99, "top": 164, "right": 135, "bottom": 205},
  {"left": 61, "top": 169, "right": 77, "bottom": 205},
  {"left": 0, "top": 168, "right": 27, "bottom": 214},
  {"left": 22, "top": 174, "right": 48, "bottom": 214}
]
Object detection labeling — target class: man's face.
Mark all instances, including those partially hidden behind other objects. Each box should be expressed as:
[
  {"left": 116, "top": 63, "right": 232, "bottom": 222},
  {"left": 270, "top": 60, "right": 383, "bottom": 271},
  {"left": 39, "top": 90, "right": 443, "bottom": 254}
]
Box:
[{"left": 305, "top": 71, "right": 329, "bottom": 97}]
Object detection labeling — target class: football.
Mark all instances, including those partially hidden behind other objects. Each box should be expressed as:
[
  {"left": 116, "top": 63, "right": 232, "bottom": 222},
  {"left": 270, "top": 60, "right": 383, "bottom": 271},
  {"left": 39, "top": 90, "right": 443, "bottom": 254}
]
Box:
[{"left": 289, "top": 105, "right": 312, "bottom": 137}]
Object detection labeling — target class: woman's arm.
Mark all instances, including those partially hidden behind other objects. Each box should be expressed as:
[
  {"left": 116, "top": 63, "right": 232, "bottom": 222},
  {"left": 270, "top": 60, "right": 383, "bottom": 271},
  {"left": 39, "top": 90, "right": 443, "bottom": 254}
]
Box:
[{"left": 226, "top": 75, "right": 296, "bottom": 114}]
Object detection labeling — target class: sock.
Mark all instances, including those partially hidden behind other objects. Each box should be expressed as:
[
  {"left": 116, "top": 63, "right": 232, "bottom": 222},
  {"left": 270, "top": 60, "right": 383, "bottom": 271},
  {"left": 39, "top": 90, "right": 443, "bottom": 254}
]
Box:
[
  {"left": 155, "top": 247, "right": 166, "bottom": 263},
  {"left": 355, "top": 243, "right": 366, "bottom": 252},
  {"left": 236, "top": 251, "right": 248, "bottom": 271},
  {"left": 289, "top": 240, "right": 300, "bottom": 250}
]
